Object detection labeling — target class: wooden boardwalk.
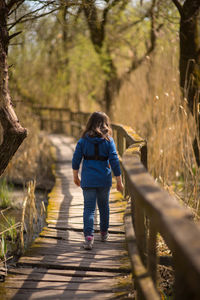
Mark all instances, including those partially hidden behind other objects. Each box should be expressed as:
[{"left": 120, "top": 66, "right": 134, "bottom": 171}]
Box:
[{"left": 1, "top": 135, "right": 129, "bottom": 300}]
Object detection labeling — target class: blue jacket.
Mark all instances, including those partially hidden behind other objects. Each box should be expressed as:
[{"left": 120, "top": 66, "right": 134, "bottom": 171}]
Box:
[{"left": 72, "top": 135, "right": 121, "bottom": 188}]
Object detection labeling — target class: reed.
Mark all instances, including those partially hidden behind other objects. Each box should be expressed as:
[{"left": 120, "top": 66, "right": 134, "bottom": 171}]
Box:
[
  {"left": 20, "top": 180, "right": 46, "bottom": 252},
  {"left": 115, "top": 48, "right": 200, "bottom": 214},
  {"left": 0, "top": 208, "right": 21, "bottom": 276}
]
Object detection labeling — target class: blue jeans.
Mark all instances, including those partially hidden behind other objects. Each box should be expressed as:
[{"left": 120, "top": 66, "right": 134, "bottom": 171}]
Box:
[{"left": 82, "top": 187, "right": 110, "bottom": 237}]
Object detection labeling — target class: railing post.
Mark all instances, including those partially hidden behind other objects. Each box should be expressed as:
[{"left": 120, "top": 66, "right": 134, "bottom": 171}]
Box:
[
  {"left": 70, "top": 111, "right": 74, "bottom": 137},
  {"left": 134, "top": 197, "right": 147, "bottom": 266},
  {"left": 174, "top": 266, "right": 194, "bottom": 300},
  {"left": 59, "top": 110, "right": 63, "bottom": 133},
  {"left": 147, "top": 220, "right": 157, "bottom": 285},
  {"left": 41, "top": 118, "right": 44, "bottom": 131},
  {"left": 113, "top": 128, "right": 117, "bottom": 146},
  {"left": 50, "top": 108, "right": 54, "bottom": 132},
  {"left": 141, "top": 143, "right": 148, "bottom": 170},
  {"left": 66, "top": 110, "right": 71, "bottom": 135},
  {"left": 117, "top": 130, "right": 125, "bottom": 157}
]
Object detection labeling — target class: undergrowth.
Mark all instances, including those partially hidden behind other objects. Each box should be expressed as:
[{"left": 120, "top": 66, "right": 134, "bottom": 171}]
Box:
[{"left": 0, "top": 179, "right": 13, "bottom": 209}]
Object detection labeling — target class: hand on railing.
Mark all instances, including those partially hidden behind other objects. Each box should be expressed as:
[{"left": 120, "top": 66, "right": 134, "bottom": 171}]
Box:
[{"left": 116, "top": 176, "right": 124, "bottom": 193}]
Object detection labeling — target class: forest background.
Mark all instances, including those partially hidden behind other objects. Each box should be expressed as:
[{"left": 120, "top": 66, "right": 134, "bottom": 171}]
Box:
[{"left": 0, "top": 0, "right": 200, "bottom": 215}]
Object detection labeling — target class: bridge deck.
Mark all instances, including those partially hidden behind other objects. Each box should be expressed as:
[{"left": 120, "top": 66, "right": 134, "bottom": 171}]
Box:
[{"left": 1, "top": 135, "right": 129, "bottom": 299}]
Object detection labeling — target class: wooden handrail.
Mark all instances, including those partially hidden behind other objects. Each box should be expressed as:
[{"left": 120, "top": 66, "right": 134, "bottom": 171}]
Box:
[
  {"left": 32, "top": 106, "right": 200, "bottom": 299},
  {"left": 113, "top": 123, "right": 200, "bottom": 300}
]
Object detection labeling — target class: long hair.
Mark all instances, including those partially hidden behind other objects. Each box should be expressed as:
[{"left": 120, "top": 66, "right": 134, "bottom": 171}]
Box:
[{"left": 81, "top": 112, "right": 112, "bottom": 141}]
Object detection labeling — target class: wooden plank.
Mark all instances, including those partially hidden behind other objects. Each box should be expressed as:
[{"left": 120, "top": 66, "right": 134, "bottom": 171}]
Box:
[
  {"left": 46, "top": 222, "right": 124, "bottom": 232},
  {"left": 46, "top": 217, "right": 124, "bottom": 225},
  {"left": 25, "top": 252, "right": 124, "bottom": 263},
  {"left": 17, "top": 256, "right": 125, "bottom": 271},
  {"left": 39, "top": 228, "right": 124, "bottom": 242},
  {"left": 4, "top": 289, "right": 115, "bottom": 300},
  {"left": 8, "top": 268, "right": 119, "bottom": 278},
  {"left": 31, "top": 234, "right": 125, "bottom": 245},
  {"left": 5, "top": 280, "right": 116, "bottom": 291},
  {"left": 7, "top": 273, "right": 119, "bottom": 282},
  {"left": 26, "top": 247, "right": 125, "bottom": 259}
]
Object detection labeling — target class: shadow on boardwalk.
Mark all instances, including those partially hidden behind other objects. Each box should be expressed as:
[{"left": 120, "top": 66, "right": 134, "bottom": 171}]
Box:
[{"left": 1, "top": 135, "right": 129, "bottom": 300}]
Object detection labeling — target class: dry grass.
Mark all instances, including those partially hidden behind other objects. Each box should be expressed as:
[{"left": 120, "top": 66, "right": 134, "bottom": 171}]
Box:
[
  {"left": 20, "top": 180, "right": 46, "bottom": 252},
  {"left": 115, "top": 48, "right": 200, "bottom": 214}
]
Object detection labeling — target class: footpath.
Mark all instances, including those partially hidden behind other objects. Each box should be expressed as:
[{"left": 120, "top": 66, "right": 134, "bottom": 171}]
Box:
[{"left": 1, "top": 134, "right": 129, "bottom": 299}]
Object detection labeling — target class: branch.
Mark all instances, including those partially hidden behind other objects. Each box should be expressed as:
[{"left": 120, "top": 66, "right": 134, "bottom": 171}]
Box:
[
  {"left": 74, "top": 5, "right": 82, "bottom": 24},
  {"left": 101, "top": 0, "right": 126, "bottom": 41},
  {"left": 9, "top": 30, "right": 22, "bottom": 40},
  {"left": 8, "top": 3, "right": 57, "bottom": 30},
  {"left": 15, "top": 7, "right": 59, "bottom": 25},
  {"left": 172, "top": 0, "right": 183, "bottom": 16},
  {"left": 8, "top": 0, "right": 25, "bottom": 16},
  {"left": 183, "top": 0, "right": 200, "bottom": 17},
  {"left": 123, "top": 0, "right": 160, "bottom": 79},
  {"left": 7, "top": 0, "right": 22, "bottom": 10},
  {"left": 118, "top": 14, "right": 150, "bottom": 34}
]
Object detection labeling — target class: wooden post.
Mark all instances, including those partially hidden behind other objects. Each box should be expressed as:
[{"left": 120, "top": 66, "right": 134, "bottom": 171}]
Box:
[
  {"left": 41, "top": 118, "right": 44, "bottom": 131},
  {"left": 113, "top": 128, "right": 117, "bottom": 146},
  {"left": 117, "top": 131, "right": 125, "bottom": 157},
  {"left": 59, "top": 110, "right": 63, "bottom": 133},
  {"left": 48, "top": 108, "right": 52, "bottom": 132},
  {"left": 66, "top": 110, "right": 71, "bottom": 135},
  {"left": 147, "top": 219, "right": 157, "bottom": 285},
  {"left": 174, "top": 268, "right": 194, "bottom": 300},
  {"left": 70, "top": 111, "right": 74, "bottom": 137},
  {"left": 141, "top": 143, "right": 148, "bottom": 170},
  {"left": 134, "top": 197, "right": 147, "bottom": 266}
]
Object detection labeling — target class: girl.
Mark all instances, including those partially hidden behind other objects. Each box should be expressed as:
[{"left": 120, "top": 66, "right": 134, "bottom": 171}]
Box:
[{"left": 72, "top": 111, "right": 123, "bottom": 250}]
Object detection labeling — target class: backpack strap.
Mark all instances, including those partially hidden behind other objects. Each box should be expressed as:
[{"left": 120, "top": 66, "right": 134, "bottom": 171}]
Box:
[{"left": 83, "top": 143, "right": 108, "bottom": 161}]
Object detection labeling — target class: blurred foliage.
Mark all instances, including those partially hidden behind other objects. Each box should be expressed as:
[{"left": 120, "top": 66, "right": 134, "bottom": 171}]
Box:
[{"left": 8, "top": 1, "right": 178, "bottom": 111}]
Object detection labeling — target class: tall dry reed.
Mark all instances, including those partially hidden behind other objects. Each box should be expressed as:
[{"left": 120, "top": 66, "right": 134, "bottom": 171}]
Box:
[{"left": 115, "top": 48, "right": 200, "bottom": 214}]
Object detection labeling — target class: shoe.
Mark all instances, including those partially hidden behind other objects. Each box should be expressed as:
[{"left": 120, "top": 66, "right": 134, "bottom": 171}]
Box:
[
  {"left": 101, "top": 231, "right": 109, "bottom": 242},
  {"left": 83, "top": 236, "right": 94, "bottom": 250}
]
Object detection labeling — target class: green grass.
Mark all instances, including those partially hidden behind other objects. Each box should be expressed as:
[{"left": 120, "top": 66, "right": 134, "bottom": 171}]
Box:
[
  {"left": 0, "top": 216, "right": 19, "bottom": 261},
  {"left": 0, "top": 178, "right": 13, "bottom": 209},
  {"left": 7, "top": 217, "right": 18, "bottom": 243}
]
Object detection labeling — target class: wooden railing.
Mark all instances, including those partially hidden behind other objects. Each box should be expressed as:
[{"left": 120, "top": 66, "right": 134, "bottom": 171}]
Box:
[
  {"left": 32, "top": 106, "right": 90, "bottom": 136},
  {"left": 33, "top": 106, "right": 200, "bottom": 299},
  {"left": 112, "top": 124, "right": 200, "bottom": 300}
]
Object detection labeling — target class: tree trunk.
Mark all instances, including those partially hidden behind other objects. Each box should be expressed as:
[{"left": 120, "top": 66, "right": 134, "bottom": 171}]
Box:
[
  {"left": 101, "top": 48, "right": 121, "bottom": 117},
  {"left": 179, "top": 1, "right": 200, "bottom": 165},
  {"left": 0, "top": 1, "right": 27, "bottom": 176},
  {"left": 104, "top": 76, "right": 121, "bottom": 117},
  {"left": 179, "top": 0, "right": 200, "bottom": 115}
]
